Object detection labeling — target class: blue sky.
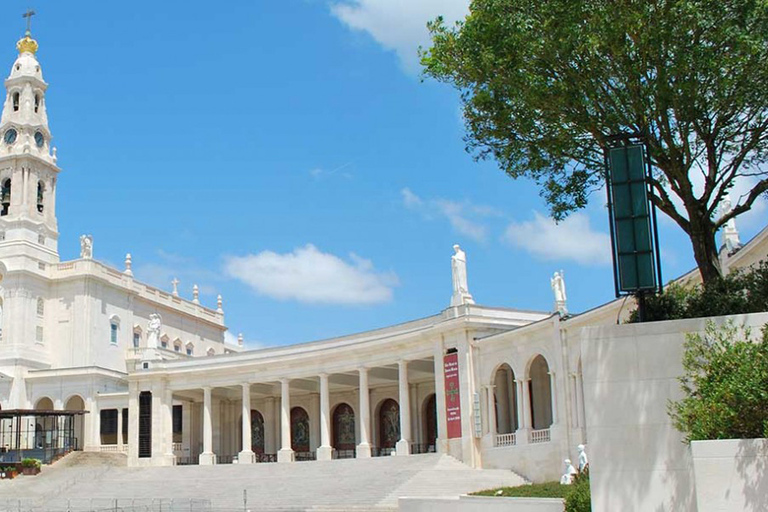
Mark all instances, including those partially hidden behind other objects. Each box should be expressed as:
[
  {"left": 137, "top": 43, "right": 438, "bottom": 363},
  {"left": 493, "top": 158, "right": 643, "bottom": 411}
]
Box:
[{"left": 4, "top": 1, "right": 765, "bottom": 347}]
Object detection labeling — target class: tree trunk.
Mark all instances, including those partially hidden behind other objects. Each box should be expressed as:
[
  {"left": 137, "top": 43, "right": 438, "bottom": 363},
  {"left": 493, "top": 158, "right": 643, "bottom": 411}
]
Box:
[{"left": 687, "top": 218, "right": 723, "bottom": 284}]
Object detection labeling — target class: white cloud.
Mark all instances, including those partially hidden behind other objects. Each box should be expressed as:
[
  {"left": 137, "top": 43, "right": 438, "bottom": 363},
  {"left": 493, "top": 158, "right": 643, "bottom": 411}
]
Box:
[
  {"left": 309, "top": 162, "right": 353, "bottom": 180},
  {"left": 330, "top": 0, "right": 470, "bottom": 72},
  {"left": 223, "top": 245, "right": 398, "bottom": 305},
  {"left": 401, "top": 188, "right": 497, "bottom": 242},
  {"left": 503, "top": 212, "right": 612, "bottom": 266}
]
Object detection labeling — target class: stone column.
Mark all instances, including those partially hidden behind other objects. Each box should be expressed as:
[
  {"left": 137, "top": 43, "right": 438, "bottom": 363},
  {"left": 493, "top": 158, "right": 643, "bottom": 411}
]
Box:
[
  {"left": 433, "top": 341, "right": 448, "bottom": 454},
  {"left": 487, "top": 385, "right": 497, "bottom": 438},
  {"left": 396, "top": 360, "right": 411, "bottom": 456},
  {"left": 199, "top": 387, "right": 216, "bottom": 465},
  {"left": 516, "top": 379, "right": 529, "bottom": 445},
  {"left": 239, "top": 383, "right": 255, "bottom": 464},
  {"left": 127, "top": 382, "right": 139, "bottom": 465},
  {"left": 117, "top": 407, "right": 124, "bottom": 452},
  {"left": 549, "top": 372, "right": 558, "bottom": 425},
  {"left": 357, "top": 367, "right": 372, "bottom": 458},
  {"left": 317, "top": 374, "right": 333, "bottom": 461},
  {"left": 162, "top": 387, "right": 175, "bottom": 465},
  {"left": 277, "top": 379, "right": 294, "bottom": 463}
]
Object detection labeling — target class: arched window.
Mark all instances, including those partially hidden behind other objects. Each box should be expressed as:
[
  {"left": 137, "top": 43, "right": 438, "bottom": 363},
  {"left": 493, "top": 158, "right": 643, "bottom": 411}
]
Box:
[
  {"left": 493, "top": 364, "right": 518, "bottom": 434},
  {"left": 251, "top": 409, "right": 265, "bottom": 454},
  {"left": 206, "top": 347, "right": 215, "bottom": 357},
  {"left": 12, "top": 92, "right": 19, "bottom": 112},
  {"left": 332, "top": 403, "right": 356, "bottom": 452},
  {"left": 1, "top": 178, "right": 11, "bottom": 216},
  {"left": 132, "top": 327, "right": 142, "bottom": 349},
  {"left": 37, "top": 181, "right": 44, "bottom": 213},
  {"left": 529, "top": 355, "right": 553, "bottom": 430},
  {"left": 34, "top": 94, "right": 40, "bottom": 113},
  {"left": 109, "top": 316, "right": 120, "bottom": 345},
  {"left": 378, "top": 399, "right": 400, "bottom": 450},
  {"left": 36, "top": 297, "right": 44, "bottom": 316},
  {"left": 290, "top": 407, "right": 310, "bottom": 453},
  {"left": 185, "top": 343, "right": 194, "bottom": 356}
]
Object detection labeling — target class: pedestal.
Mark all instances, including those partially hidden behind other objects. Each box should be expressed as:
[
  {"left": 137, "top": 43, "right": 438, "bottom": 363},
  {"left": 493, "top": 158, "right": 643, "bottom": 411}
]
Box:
[
  {"left": 356, "top": 442, "right": 372, "bottom": 458},
  {"left": 396, "top": 439, "right": 410, "bottom": 456},
  {"left": 199, "top": 452, "right": 217, "bottom": 465},
  {"left": 238, "top": 450, "right": 255, "bottom": 464},
  {"left": 316, "top": 446, "right": 333, "bottom": 461},
  {"left": 277, "top": 448, "right": 295, "bottom": 463}
]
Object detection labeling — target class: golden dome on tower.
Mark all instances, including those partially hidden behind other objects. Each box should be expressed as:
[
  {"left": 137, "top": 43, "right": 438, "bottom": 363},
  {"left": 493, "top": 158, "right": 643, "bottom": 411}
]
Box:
[{"left": 16, "top": 31, "right": 38, "bottom": 55}]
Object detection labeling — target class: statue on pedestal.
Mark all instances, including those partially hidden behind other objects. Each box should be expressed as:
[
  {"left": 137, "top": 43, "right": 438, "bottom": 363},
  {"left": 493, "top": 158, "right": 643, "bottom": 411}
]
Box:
[
  {"left": 719, "top": 194, "right": 742, "bottom": 254},
  {"left": 551, "top": 270, "right": 568, "bottom": 316},
  {"left": 147, "top": 313, "right": 162, "bottom": 349},
  {"left": 79, "top": 235, "right": 93, "bottom": 260},
  {"left": 451, "top": 244, "right": 475, "bottom": 307}
]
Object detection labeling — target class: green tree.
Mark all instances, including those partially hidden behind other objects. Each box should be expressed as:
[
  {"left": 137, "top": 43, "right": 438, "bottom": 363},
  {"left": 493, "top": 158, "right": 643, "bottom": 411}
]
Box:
[
  {"left": 670, "top": 320, "right": 768, "bottom": 442},
  {"left": 422, "top": 0, "right": 768, "bottom": 283}
]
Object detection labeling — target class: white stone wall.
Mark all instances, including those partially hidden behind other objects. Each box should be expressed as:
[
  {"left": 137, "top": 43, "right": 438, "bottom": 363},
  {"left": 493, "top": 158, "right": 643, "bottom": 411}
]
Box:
[{"left": 581, "top": 312, "right": 768, "bottom": 512}]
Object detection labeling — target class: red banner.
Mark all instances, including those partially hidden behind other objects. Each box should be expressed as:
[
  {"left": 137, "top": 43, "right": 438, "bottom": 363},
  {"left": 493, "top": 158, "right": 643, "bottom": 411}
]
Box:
[{"left": 444, "top": 353, "right": 462, "bottom": 439}]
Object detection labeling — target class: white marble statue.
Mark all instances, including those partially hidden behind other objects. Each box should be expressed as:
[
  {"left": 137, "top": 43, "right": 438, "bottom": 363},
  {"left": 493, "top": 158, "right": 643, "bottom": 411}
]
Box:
[
  {"left": 719, "top": 194, "right": 742, "bottom": 254},
  {"left": 551, "top": 270, "right": 568, "bottom": 316},
  {"left": 450, "top": 244, "right": 475, "bottom": 307},
  {"left": 560, "top": 459, "right": 577, "bottom": 485},
  {"left": 147, "top": 313, "right": 162, "bottom": 349},
  {"left": 79, "top": 234, "right": 93, "bottom": 259},
  {"left": 577, "top": 444, "right": 589, "bottom": 472}
]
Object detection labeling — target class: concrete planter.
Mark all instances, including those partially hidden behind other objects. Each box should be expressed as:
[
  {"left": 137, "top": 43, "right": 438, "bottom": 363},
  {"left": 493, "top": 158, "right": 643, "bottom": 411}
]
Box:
[
  {"left": 399, "top": 495, "right": 564, "bottom": 512},
  {"left": 691, "top": 438, "right": 768, "bottom": 512}
]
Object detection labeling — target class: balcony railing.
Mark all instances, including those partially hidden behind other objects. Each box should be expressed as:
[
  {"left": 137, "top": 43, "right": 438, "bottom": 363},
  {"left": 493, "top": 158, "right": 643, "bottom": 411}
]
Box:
[
  {"left": 494, "top": 432, "right": 517, "bottom": 447},
  {"left": 99, "top": 445, "right": 127, "bottom": 453},
  {"left": 530, "top": 428, "right": 551, "bottom": 444},
  {"left": 172, "top": 442, "right": 183, "bottom": 452}
]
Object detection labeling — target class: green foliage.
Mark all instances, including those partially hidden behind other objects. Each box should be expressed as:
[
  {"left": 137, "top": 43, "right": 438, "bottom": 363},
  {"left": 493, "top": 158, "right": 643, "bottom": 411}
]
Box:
[
  {"left": 422, "top": 0, "right": 768, "bottom": 282},
  {"left": 473, "top": 481, "right": 569, "bottom": 498},
  {"left": 20, "top": 458, "right": 40, "bottom": 469},
  {"left": 669, "top": 320, "right": 768, "bottom": 442},
  {"left": 564, "top": 471, "right": 591, "bottom": 512},
  {"left": 629, "top": 261, "right": 768, "bottom": 322}
]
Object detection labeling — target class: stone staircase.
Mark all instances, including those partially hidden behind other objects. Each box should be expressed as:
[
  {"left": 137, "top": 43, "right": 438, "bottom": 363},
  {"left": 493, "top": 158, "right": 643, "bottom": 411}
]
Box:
[{"left": 0, "top": 453, "right": 526, "bottom": 511}]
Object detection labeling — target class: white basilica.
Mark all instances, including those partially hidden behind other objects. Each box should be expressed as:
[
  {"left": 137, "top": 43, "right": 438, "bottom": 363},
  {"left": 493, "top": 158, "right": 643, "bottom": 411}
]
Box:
[{"left": 1, "top": 28, "right": 767, "bottom": 483}]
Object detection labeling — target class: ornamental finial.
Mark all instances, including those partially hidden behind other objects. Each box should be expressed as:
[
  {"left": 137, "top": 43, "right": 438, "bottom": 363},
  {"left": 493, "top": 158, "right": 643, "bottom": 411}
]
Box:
[{"left": 17, "top": 10, "right": 38, "bottom": 55}]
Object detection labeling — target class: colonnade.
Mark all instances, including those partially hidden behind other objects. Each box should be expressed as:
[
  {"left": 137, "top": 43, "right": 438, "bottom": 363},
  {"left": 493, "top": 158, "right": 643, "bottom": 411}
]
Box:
[{"left": 129, "top": 358, "right": 444, "bottom": 466}]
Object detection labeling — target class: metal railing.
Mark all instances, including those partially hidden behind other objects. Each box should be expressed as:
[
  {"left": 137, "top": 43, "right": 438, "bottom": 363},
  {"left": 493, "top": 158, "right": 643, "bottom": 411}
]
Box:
[
  {"left": 371, "top": 447, "right": 395, "bottom": 457},
  {"left": 333, "top": 449, "right": 356, "bottom": 459},
  {"left": 410, "top": 443, "right": 436, "bottom": 454},
  {"left": 494, "top": 432, "right": 517, "bottom": 447},
  {"left": 530, "top": 428, "right": 551, "bottom": 444},
  {"left": 294, "top": 451, "right": 316, "bottom": 462}
]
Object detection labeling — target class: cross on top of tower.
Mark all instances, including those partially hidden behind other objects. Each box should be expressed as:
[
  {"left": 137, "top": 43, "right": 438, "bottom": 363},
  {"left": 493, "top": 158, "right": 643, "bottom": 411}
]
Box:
[{"left": 22, "top": 9, "right": 36, "bottom": 36}]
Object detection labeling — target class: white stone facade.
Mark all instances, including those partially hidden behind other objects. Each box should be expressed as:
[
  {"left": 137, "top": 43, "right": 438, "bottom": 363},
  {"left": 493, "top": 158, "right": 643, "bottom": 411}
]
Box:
[{"left": 1, "top": 29, "right": 767, "bottom": 491}]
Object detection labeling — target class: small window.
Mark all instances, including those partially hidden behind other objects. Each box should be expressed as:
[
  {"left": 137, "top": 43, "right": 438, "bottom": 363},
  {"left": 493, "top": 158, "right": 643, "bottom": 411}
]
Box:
[
  {"left": 36, "top": 298, "right": 44, "bottom": 316},
  {"left": 207, "top": 347, "right": 215, "bottom": 357},
  {"left": 37, "top": 182, "right": 44, "bottom": 213},
  {"left": 133, "top": 332, "right": 140, "bottom": 348},
  {"left": 174, "top": 341, "right": 181, "bottom": 353},
  {"left": 37, "top": 234, "right": 45, "bottom": 245},
  {"left": 35, "top": 326, "right": 43, "bottom": 342},
  {"left": 110, "top": 322, "right": 118, "bottom": 344},
  {"left": 161, "top": 335, "right": 169, "bottom": 349},
  {"left": 34, "top": 94, "right": 40, "bottom": 113},
  {"left": 12, "top": 92, "right": 19, "bottom": 112}
]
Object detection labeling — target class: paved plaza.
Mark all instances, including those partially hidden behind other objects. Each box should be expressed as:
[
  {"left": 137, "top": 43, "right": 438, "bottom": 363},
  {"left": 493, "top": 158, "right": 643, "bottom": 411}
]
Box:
[{"left": 0, "top": 452, "right": 526, "bottom": 511}]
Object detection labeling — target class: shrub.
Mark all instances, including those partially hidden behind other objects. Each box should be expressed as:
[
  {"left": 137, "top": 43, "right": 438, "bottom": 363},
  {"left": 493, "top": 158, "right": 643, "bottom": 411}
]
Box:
[
  {"left": 472, "top": 481, "right": 569, "bottom": 498},
  {"left": 669, "top": 320, "right": 768, "bottom": 442},
  {"left": 20, "top": 458, "right": 40, "bottom": 469},
  {"left": 564, "top": 470, "right": 591, "bottom": 512},
  {"left": 628, "top": 260, "right": 768, "bottom": 323}
]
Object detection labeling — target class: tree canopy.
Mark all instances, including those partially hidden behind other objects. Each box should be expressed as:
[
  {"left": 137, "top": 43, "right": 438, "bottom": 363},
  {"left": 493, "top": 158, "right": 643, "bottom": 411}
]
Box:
[{"left": 422, "top": 0, "right": 768, "bottom": 283}]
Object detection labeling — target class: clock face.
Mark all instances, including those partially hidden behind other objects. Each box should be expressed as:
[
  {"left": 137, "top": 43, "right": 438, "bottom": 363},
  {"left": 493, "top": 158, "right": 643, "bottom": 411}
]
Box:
[
  {"left": 34, "top": 131, "right": 44, "bottom": 148},
  {"left": 3, "top": 129, "right": 17, "bottom": 145}
]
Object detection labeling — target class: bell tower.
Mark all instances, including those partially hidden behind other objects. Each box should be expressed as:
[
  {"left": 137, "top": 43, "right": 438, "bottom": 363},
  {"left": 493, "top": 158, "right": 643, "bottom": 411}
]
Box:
[{"left": 0, "top": 17, "right": 61, "bottom": 265}]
